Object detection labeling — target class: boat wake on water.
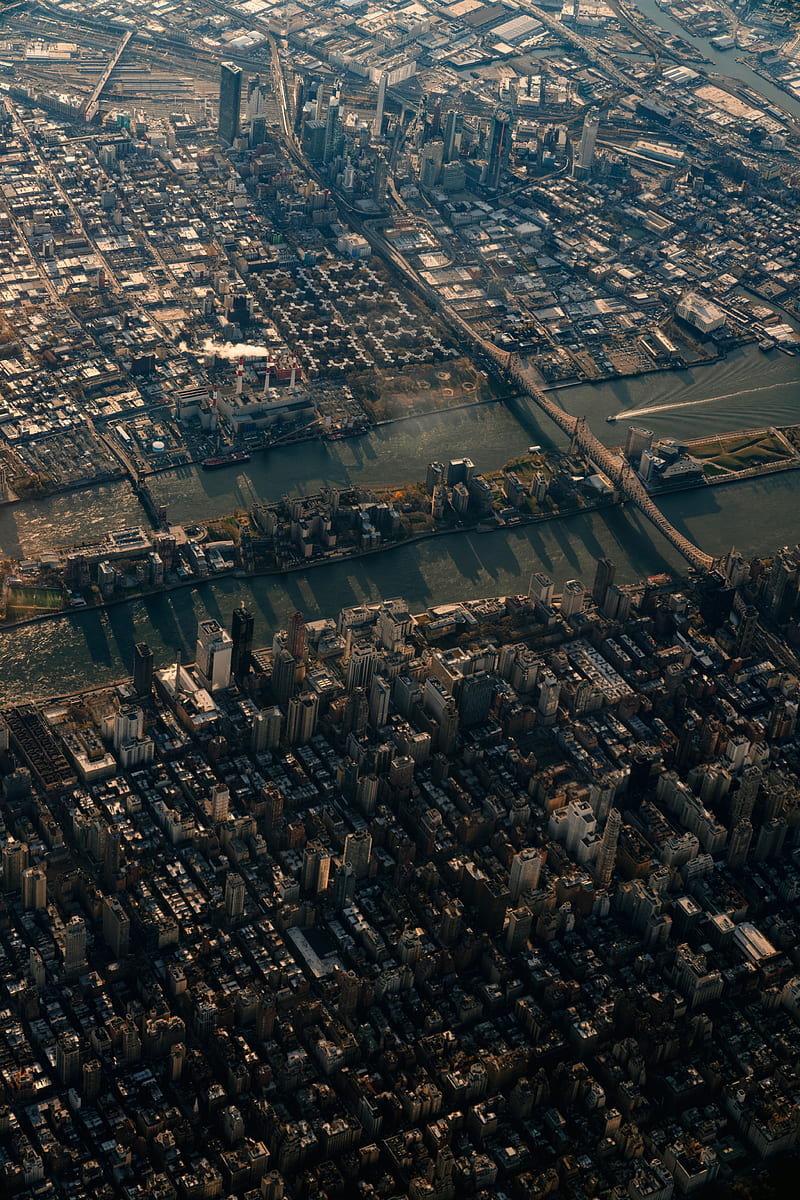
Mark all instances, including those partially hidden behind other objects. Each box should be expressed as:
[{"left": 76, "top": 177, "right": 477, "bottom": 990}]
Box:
[{"left": 614, "top": 381, "right": 798, "bottom": 422}]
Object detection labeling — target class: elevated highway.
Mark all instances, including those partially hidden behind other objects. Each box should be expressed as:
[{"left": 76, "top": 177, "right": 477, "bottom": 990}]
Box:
[{"left": 83, "top": 29, "right": 134, "bottom": 122}]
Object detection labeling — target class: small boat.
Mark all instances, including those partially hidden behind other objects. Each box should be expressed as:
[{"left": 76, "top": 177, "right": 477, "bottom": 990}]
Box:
[
  {"left": 201, "top": 450, "right": 252, "bottom": 471},
  {"left": 606, "top": 415, "right": 617, "bottom": 423}
]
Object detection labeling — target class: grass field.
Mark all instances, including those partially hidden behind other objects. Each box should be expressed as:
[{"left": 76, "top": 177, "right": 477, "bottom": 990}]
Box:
[
  {"left": 688, "top": 430, "right": 795, "bottom": 475},
  {"left": 6, "top": 584, "right": 64, "bottom": 612},
  {"left": 347, "top": 357, "right": 507, "bottom": 421}
]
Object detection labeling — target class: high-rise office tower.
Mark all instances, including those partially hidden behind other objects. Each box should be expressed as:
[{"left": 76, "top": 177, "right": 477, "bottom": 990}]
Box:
[
  {"left": 356, "top": 773, "right": 379, "bottom": 816},
  {"left": 102, "top": 895, "right": 130, "bottom": 958},
  {"left": 576, "top": 106, "right": 600, "bottom": 172},
  {"left": 63, "top": 915, "right": 87, "bottom": 975},
  {"left": 595, "top": 808, "right": 621, "bottom": 889},
  {"left": 286, "top": 692, "right": 318, "bottom": 745},
  {"left": 114, "top": 706, "right": 143, "bottom": 751},
  {"left": 224, "top": 872, "right": 246, "bottom": 920},
  {"left": 625, "top": 426, "right": 653, "bottom": 462},
  {"left": 323, "top": 97, "right": 340, "bottom": 164},
  {"left": 342, "top": 687, "right": 369, "bottom": 737},
  {"left": 604, "top": 584, "right": 631, "bottom": 623},
  {"left": 346, "top": 642, "right": 378, "bottom": 692},
  {"left": 368, "top": 675, "right": 391, "bottom": 729},
  {"left": 218, "top": 62, "right": 242, "bottom": 145},
  {"left": 29, "top": 947, "right": 46, "bottom": 989},
  {"left": 487, "top": 108, "right": 512, "bottom": 189},
  {"left": 373, "top": 154, "right": 389, "bottom": 204},
  {"left": 509, "top": 848, "right": 542, "bottom": 901},
  {"left": 231, "top": 605, "right": 254, "bottom": 685},
  {"left": 332, "top": 864, "right": 355, "bottom": 909},
  {"left": 2, "top": 839, "right": 28, "bottom": 892},
  {"left": 56, "top": 1032, "right": 81, "bottom": 1085},
  {"left": 247, "top": 74, "right": 267, "bottom": 119},
  {"left": 22, "top": 866, "right": 47, "bottom": 911},
  {"left": 737, "top": 605, "right": 758, "bottom": 657},
  {"left": 455, "top": 671, "right": 495, "bottom": 728},
  {"left": 82, "top": 1058, "right": 102, "bottom": 1101},
  {"left": 195, "top": 619, "right": 233, "bottom": 691},
  {"left": 373, "top": 71, "right": 387, "bottom": 138},
  {"left": 292, "top": 77, "right": 305, "bottom": 133},
  {"left": 344, "top": 829, "right": 372, "bottom": 879},
  {"left": 262, "top": 783, "right": 284, "bottom": 836},
  {"left": 443, "top": 109, "right": 463, "bottom": 162},
  {"left": 287, "top": 611, "right": 306, "bottom": 660},
  {"left": 271, "top": 647, "right": 298, "bottom": 709},
  {"left": 133, "top": 641, "right": 153, "bottom": 696},
  {"left": 301, "top": 841, "right": 331, "bottom": 894},
  {"left": 103, "top": 828, "right": 123, "bottom": 885},
  {"left": 592, "top": 557, "right": 616, "bottom": 607},
  {"left": 730, "top": 766, "right": 761, "bottom": 825},
  {"left": 561, "top": 579, "right": 586, "bottom": 618},
  {"left": 727, "top": 819, "right": 752, "bottom": 870},
  {"left": 250, "top": 113, "right": 267, "bottom": 148},
  {"left": 506, "top": 906, "right": 533, "bottom": 953},
  {"left": 252, "top": 707, "right": 282, "bottom": 753},
  {"left": 537, "top": 670, "right": 561, "bottom": 725},
  {"left": 209, "top": 784, "right": 230, "bottom": 824},
  {"left": 420, "top": 140, "right": 445, "bottom": 189}
]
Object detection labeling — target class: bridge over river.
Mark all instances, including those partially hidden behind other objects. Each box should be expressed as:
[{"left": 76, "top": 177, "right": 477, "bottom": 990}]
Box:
[{"left": 502, "top": 352, "right": 717, "bottom": 573}]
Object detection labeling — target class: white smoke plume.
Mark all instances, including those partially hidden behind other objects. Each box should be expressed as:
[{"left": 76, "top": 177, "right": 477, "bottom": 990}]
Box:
[{"left": 199, "top": 339, "right": 271, "bottom": 360}]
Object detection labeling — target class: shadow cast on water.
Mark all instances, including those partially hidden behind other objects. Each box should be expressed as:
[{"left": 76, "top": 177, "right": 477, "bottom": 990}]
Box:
[
  {"left": 247, "top": 578, "right": 283, "bottom": 630},
  {"left": 605, "top": 505, "right": 685, "bottom": 576},
  {"left": 136, "top": 594, "right": 191, "bottom": 667},
  {"left": 444, "top": 533, "right": 490, "bottom": 585},
  {"left": 514, "top": 525, "right": 556, "bottom": 576},
  {"left": 656, "top": 486, "right": 723, "bottom": 548},
  {"left": 469, "top": 531, "right": 521, "bottom": 580},
  {"left": 74, "top": 611, "right": 114, "bottom": 668},
  {"left": 504, "top": 395, "right": 561, "bottom": 450},
  {"left": 0, "top": 509, "right": 24, "bottom": 560}
]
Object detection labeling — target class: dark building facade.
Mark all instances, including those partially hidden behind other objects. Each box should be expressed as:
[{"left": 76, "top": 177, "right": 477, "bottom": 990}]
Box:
[{"left": 218, "top": 62, "right": 242, "bottom": 145}]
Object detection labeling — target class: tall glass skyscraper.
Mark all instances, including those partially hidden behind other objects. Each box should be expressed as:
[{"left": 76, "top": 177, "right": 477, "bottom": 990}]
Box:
[
  {"left": 218, "top": 62, "right": 242, "bottom": 145},
  {"left": 487, "top": 107, "right": 512, "bottom": 189}
]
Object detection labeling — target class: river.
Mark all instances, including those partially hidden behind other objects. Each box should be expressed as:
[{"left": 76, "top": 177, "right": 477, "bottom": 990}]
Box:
[
  {"left": 2, "top": 347, "right": 795, "bottom": 556},
  {"left": 1, "top": 349, "right": 799, "bottom": 705},
  {"left": 631, "top": 0, "right": 800, "bottom": 120},
  {"left": 1, "top": 461, "right": 799, "bottom": 704}
]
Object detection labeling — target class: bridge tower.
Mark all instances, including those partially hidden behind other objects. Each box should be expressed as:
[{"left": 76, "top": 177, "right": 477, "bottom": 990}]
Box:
[{"left": 570, "top": 416, "right": 588, "bottom": 457}]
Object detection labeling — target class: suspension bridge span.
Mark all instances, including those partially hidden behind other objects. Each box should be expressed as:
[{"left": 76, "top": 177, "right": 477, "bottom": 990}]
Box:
[{"left": 500, "top": 351, "right": 716, "bottom": 573}]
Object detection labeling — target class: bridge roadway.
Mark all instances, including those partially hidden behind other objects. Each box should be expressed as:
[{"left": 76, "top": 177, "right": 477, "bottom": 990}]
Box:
[
  {"left": 83, "top": 28, "right": 134, "bottom": 122},
  {"left": 501, "top": 352, "right": 716, "bottom": 572}
]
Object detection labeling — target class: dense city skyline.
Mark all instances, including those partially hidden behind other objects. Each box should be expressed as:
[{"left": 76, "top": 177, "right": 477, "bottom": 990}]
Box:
[{"left": 0, "top": 0, "right": 800, "bottom": 1198}]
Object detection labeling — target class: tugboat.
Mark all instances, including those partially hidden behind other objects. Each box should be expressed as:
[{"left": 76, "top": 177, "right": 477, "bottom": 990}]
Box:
[
  {"left": 201, "top": 449, "right": 252, "bottom": 471},
  {"left": 606, "top": 414, "right": 617, "bottom": 423}
]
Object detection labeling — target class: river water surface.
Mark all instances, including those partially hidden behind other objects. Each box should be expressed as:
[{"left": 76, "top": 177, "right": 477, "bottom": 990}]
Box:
[{"left": 0, "top": 340, "right": 798, "bottom": 702}]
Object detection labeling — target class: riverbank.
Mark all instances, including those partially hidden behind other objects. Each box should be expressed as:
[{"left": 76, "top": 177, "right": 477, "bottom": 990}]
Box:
[
  {"left": 0, "top": 323, "right": 764, "bottom": 519},
  {"left": 0, "top": 469, "right": 127, "bottom": 508},
  {"left": 0, "top": 494, "right": 617, "bottom": 632},
  {"left": 5, "top": 418, "right": 800, "bottom": 631},
  {"left": 6, "top": 463, "right": 800, "bottom": 706}
]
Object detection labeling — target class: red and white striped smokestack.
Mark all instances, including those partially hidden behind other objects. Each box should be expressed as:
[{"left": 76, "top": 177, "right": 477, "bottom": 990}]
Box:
[
  {"left": 291, "top": 353, "right": 298, "bottom": 390},
  {"left": 212, "top": 385, "right": 218, "bottom": 408},
  {"left": 235, "top": 356, "right": 244, "bottom": 395},
  {"left": 263, "top": 356, "right": 271, "bottom": 395}
]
